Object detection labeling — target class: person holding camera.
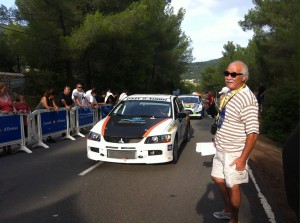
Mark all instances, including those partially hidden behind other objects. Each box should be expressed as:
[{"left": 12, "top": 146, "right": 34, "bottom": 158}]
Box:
[{"left": 211, "top": 61, "right": 259, "bottom": 223}]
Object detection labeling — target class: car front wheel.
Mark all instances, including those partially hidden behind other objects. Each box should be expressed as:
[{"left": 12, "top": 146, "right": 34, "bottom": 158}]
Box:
[
  {"left": 172, "top": 137, "right": 179, "bottom": 164},
  {"left": 185, "top": 124, "right": 191, "bottom": 142}
]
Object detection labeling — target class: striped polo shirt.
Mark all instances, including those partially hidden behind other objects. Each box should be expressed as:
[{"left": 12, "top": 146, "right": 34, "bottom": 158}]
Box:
[{"left": 215, "top": 85, "right": 259, "bottom": 152}]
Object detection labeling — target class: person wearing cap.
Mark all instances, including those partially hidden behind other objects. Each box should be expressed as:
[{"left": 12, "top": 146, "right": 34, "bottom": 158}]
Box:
[
  {"left": 219, "top": 86, "right": 230, "bottom": 95},
  {"left": 211, "top": 60, "right": 259, "bottom": 223},
  {"left": 217, "top": 87, "right": 230, "bottom": 110}
]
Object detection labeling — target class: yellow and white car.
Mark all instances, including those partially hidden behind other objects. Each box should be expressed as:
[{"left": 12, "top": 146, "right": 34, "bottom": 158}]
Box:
[
  {"left": 87, "top": 94, "right": 190, "bottom": 164},
  {"left": 178, "top": 94, "right": 204, "bottom": 119}
]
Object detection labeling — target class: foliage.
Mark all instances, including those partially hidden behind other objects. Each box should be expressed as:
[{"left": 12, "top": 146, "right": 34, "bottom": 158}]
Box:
[
  {"left": 1, "top": 0, "right": 298, "bottom": 145},
  {"left": 239, "top": 0, "right": 299, "bottom": 144},
  {"left": 196, "top": 0, "right": 299, "bottom": 144},
  {"left": 180, "top": 58, "right": 220, "bottom": 79},
  {"left": 0, "top": 0, "right": 192, "bottom": 97}
]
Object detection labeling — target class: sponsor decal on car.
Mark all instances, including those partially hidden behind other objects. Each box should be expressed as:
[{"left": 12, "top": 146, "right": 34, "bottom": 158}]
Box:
[
  {"left": 143, "top": 118, "right": 170, "bottom": 137},
  {"left": 118, "top": 117, "right": 146, "bottom": 125},
  {"left": 127, "top": 97, "right": 169, "bottom": 102}
]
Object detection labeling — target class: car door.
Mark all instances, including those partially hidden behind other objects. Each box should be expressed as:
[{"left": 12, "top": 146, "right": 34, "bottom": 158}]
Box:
[{"left": 173, "top": 97, "right": 187, "bottom": 145}]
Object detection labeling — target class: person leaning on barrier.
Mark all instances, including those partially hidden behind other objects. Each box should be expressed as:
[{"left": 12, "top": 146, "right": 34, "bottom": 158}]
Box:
[
  {"left": 211, "top": 61, "right": 259, "bottom": 223},
  {"left": 36, "top": 88, "right": 58, "bottom": 111},
  {"left": 0, "top": 82, "right": 17, "bottom": 154},
  {"left": 118, "top": 89, "right": 128, "bottom": 102},
  {"left": 56, "top": 86, "right": 74, "bottom": 110},
  {"left": 0, "top": 82, "right": 17, "bottom": 114},
  {"left": 35, "top": 88, "right": 58, "bottom": 143},
  {"left": 14, "top": 94, "right": 31, "bottom": 138},
  {"left": 83, "top": 89, "right": 98, "bottom": 109},
  {"left": 96, "top": 91, "right": 106, "bottom": 104},
  {"left": 72, "top": 83, "right": 89, "bottom": 109},
  {"left": 56, "top": 86, "right": 74, "bottom": 137}
]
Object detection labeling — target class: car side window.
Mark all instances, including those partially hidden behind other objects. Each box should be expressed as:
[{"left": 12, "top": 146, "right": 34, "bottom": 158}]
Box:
[
  {"left": 173, "top": 97, "right": 185, "bottom": 117},
  {"left": 175, "top": 97, "right": 184, "bottom": 112},
  {"left": 173, "top": 98, "right": 179, "bottom": 116}
]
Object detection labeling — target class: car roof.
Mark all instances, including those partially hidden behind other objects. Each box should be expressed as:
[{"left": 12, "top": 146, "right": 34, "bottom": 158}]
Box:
[
  {"left": 125, "top": 94, "right": 174, "bottom": 102},
  {"left": 178, "top": 94, "right": 200, "bottom": 97}
]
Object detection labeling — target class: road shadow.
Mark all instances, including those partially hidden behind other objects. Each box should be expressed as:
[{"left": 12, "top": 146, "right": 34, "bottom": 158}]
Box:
[{"left": 195, "top": 182, "right": 224, "bottom": 223}]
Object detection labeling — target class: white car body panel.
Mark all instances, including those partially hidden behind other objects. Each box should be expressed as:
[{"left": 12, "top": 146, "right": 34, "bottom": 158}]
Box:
[{"left": 87, "top": 94, "right": 189, "bottom": 164}]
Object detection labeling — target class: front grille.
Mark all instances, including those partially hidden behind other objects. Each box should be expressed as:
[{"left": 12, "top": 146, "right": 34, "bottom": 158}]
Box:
[
  {"left": 107, "top": 149, "right": 136, "bottom": 159},
  {"left": 104, "top": 136, "right": 143, "bottom": 143}
]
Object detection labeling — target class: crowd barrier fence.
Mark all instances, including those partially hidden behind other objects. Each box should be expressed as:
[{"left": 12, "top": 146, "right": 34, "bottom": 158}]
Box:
[{"left": 0, "top": 104, "right": 114, "bottom": 154}]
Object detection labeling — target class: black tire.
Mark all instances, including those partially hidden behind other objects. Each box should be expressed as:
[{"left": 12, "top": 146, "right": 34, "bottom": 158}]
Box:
[
  {"left": 172, "top": 137, "right": 179, "bottom": 164},
  {"left": 185, "top": 124, "right": 191, "bottom": 142}
]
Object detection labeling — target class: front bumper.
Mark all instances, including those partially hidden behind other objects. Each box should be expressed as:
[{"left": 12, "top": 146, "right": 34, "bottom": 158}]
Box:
[
  {"left": 184, "top": 108, "right": 202, "bottom": 117},
  {"left": 87, "top": 139, "right": 174, "bottom": 164}
]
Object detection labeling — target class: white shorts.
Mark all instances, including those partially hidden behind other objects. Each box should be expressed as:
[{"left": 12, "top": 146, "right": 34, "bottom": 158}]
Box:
[{"left": 211, "top": 150, "right": 249, "bottom": 188}]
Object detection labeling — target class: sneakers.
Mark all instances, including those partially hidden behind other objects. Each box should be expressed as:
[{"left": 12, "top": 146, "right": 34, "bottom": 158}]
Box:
[{"left": 213, "top": 210, "right": 231, "bottom": 220}]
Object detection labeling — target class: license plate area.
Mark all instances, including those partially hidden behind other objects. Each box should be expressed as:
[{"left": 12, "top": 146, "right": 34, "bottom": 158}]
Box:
[{"left": 107, "top": 149, "right": 136, "bottom": 159}]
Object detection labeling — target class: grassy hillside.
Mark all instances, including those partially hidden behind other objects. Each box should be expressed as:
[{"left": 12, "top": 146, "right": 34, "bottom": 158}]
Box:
[{"left": 181, "top": 58, "right": 220, "bottom": 79}]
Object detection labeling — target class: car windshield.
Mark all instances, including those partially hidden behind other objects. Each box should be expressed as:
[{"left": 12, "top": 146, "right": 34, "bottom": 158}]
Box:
[
  {"left": 111, "top": 100, "right": 172, "bottom": 118},
  {"left": 179, "top": 96, "right": 200, "bottom": 104}
]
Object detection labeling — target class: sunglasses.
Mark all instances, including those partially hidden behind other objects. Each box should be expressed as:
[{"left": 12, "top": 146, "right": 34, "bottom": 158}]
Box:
[
  {"left": 77, "top": 86, "right": 82, "bottom": 88},
  {"left": 224, "top": 71, "right": 244, "bottom": 78}
]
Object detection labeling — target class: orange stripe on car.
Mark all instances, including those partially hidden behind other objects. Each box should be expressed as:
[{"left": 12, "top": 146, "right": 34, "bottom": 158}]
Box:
[
  {"left": 143, "top": 118, "right": 170, "bottom": 137},
  {"left": 101, "top": 116, "right": 111, "bottom": 136}
]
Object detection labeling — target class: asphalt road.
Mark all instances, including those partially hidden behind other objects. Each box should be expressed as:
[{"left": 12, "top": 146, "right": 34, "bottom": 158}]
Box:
[{"left": 0, "top": 117, "right": 285, "bottom": 223}]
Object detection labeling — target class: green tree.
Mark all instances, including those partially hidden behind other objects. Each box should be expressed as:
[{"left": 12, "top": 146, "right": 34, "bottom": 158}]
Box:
[
  {"left": 1, "top": 0, "right": 192, "bottom": 101},
  {"left": 68, "top": 0, "right": 192, "bottom": 93},
  {"left": 239, "top": 0, "right": 299, "bottom": 143}
]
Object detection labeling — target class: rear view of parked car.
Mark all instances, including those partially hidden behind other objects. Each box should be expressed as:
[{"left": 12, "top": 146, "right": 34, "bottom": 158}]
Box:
[{"left": 178, "top": 94, "right": 204, "bottom": 119}]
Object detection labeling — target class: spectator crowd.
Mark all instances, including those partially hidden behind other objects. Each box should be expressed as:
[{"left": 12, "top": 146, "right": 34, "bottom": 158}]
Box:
[{"left": 0, "top": 82, "right": 128, "bottom": 154}]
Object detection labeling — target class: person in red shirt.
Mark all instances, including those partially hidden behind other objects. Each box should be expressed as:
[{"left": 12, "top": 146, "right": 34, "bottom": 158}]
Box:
[
  {"left": 0, "top": 82, "right": 16, "bottom": 114},
  {"left": 0, "top": 82, "right": 17, "bottom": 154},
  {"left": 206, "top": 91, "right": 217, "bottom": 118},
  {"left": 14, "top": 94, "right": 31, "bottom": 137}
]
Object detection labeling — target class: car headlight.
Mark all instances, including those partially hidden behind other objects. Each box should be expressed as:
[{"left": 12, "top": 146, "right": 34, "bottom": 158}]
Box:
[
  {"left": 88, "top": 131, "right": 101, "bottom": 141},
  {"left": 145, "top": 134, "right": 171, "bottom": 144}
]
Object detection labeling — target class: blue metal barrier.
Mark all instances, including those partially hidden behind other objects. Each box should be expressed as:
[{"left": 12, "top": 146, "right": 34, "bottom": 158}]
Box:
[
  {"left": 71, "top": 107, "right": 98, "bottom": 137},
  {"left": 0, "top": 115, "right": 22, "bottom": 143},
  {"left": 0, "top": 113, "right": 32, "bottom": 153},
  {"left": 0, "top": 105, "right": 110, "bottom": 154}
]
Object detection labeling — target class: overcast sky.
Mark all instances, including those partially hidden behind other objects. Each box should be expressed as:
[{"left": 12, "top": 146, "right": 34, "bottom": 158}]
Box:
[
  {"left": 1, "top": 0, "right": 255, "bottom": 62},
  {"left": 171, "top": 0, "right": 255, "bottom": 62}
]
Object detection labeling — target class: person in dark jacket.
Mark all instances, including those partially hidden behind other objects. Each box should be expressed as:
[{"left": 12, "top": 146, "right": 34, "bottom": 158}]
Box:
[{"left": 282, "top": 124, "right": 299, "bottom": 218}]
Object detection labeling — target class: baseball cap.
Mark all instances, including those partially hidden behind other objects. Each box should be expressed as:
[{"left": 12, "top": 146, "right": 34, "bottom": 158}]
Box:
[{"left": 219, "top": 87, "right": 230, "bottom": 94}]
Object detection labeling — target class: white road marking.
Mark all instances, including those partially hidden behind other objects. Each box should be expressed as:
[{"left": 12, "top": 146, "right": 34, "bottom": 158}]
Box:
[
  {"left": 248, "top": 167, "right": 276, "bottom": 223},
  {"left": 79, "top": 162, "right": 103, "bottom": 176}
]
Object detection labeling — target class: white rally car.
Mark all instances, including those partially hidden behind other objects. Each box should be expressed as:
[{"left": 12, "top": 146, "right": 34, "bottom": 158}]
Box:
[
  {"left": 178, "top": 94, "right": 204, "bottom": 119},
  {"left": 87, "top": 94, "right": 190, "bottom": 164}
]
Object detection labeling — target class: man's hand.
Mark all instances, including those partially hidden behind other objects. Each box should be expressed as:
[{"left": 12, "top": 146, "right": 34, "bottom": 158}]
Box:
[{"left": 230, "top": 157, "right": 247, "bottom": 171}]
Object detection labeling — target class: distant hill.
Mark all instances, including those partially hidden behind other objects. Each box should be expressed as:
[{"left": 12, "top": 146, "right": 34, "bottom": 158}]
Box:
[{"left": 181, "top": 58, "right": 221, "bottom": 79}]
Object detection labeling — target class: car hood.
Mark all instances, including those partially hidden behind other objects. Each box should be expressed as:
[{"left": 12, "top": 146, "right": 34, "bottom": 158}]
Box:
[{"left": 92, "top": 115, "right": 173, "bottom": 138}]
